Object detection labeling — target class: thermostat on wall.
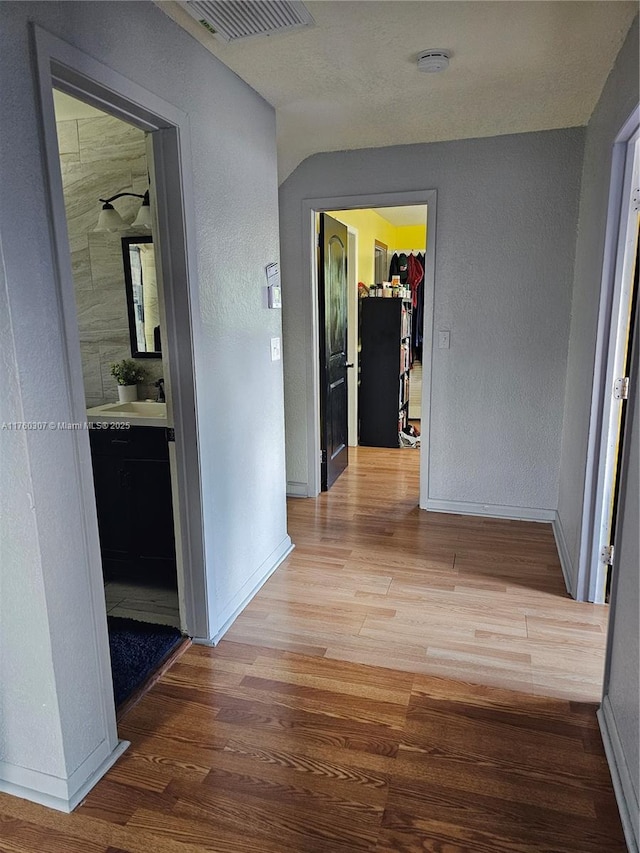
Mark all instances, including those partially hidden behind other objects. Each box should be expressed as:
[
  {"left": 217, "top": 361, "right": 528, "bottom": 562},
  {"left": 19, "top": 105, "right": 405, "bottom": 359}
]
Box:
[{"left": 266, "top": 262, "right": 281, "bottom": 309}]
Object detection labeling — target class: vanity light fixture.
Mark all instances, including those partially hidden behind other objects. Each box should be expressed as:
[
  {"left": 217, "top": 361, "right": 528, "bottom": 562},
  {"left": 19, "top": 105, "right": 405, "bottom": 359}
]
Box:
[{"left": 94, "top": 189, "right": 151, "bottom": 232}]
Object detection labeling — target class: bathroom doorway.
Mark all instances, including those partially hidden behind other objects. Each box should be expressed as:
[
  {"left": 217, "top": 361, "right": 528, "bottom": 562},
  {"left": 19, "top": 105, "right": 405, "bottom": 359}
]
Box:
[
  {"left": 52, "top": 89, "right": 184, "bottom": 705},
  {"left": 34, "top": 40, "right": 208, "bottom": 726}
]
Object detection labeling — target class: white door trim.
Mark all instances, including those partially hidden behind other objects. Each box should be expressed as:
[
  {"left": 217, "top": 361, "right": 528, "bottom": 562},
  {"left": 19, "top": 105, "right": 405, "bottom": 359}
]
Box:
[
  {"left": 576, "top": 104, "right": 639, "bottom": 602},
  {"left": 346, "top": 226, "right": 359, "bottom": 446},
  {"left": 32, "top": 26, "right": 209, "bottom": 645},
  {"left": 301, "top": 190, "right": 437, "bottom": 499}
]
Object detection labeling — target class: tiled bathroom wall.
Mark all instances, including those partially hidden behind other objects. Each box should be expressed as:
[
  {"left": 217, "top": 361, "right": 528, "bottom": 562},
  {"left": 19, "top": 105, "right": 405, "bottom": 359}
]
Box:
[{"left": 56, "top": 114, "right": 164, "bottom": 406}]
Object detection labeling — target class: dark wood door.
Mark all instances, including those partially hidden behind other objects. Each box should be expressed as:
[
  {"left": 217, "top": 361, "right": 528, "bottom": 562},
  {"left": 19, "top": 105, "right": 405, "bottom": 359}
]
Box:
[{"left": 319, "top": 213, "right": 348, "bottom": 490}]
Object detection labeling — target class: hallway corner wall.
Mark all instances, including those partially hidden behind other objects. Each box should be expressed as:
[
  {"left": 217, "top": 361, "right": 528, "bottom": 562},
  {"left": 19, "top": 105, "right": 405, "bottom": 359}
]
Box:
[
  {"left": 555, "top": 15, "right": 639, "bottom": 595},
  {"left": 0, "top": 0, "right": 288, "bottom": 809},
  {"left": 280, "top": 128, "right": 584, "bottom": 513}
]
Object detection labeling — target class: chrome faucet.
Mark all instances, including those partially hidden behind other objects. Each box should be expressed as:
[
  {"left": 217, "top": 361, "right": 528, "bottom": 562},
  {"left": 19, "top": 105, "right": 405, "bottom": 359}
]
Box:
[{"left": 155, "top": 378, "right": 165, "bottom": 403}]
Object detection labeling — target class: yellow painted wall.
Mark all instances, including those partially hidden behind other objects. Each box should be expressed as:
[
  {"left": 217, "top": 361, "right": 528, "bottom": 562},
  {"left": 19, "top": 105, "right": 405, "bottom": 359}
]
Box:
[
  {"left": 394, "top": 224, "right": 427, "bottom": 253},
  {"left": 326, "top": 209, "right": 396, "bottom": 285},
  {"left": 326, "top": 211, "right": 427, "bottom": 285}
]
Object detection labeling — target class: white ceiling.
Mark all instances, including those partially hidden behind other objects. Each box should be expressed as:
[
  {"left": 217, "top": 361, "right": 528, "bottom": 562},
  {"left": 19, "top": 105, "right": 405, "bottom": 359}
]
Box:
[
  {"left": 373, "top": 206, "right": 427, "bottom": 228},
  {"left": 158, "top": 1, "right": 637, "bottom": 182}
]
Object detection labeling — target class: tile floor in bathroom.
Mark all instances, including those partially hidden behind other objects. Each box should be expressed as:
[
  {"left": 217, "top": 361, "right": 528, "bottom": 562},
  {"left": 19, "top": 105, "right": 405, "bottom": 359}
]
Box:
[{"left": 104, "top": 581, "right": 180, "bottom": 628}]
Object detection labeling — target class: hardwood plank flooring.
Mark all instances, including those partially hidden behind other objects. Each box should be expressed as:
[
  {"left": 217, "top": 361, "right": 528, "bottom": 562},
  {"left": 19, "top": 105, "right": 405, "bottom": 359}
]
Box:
[
  {"left": 0, "top": 645, "right": 625, "bottom": 852},
  {"left": 0, "top": 447, "right": 623, "bottom": 851},
  {"left": 228, "top": 447, "right": 609, "bottom": 703}
]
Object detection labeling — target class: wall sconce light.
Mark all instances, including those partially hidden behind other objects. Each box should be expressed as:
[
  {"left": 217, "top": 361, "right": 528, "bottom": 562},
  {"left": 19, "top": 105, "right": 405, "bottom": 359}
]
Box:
[{"left": 94, "top": 189, "right": 151, "bottom": 232}]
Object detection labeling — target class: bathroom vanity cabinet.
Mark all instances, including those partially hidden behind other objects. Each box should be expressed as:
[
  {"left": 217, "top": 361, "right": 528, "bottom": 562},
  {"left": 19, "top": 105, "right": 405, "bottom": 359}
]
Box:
[{"left": 89, "top": 425, "right": 176, "bottom": 586}]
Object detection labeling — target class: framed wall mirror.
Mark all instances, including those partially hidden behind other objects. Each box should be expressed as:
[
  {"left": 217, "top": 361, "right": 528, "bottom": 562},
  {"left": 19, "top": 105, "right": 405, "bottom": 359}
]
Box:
[{"left": 121, "top": 236, "right": 161, "bottom": 358}]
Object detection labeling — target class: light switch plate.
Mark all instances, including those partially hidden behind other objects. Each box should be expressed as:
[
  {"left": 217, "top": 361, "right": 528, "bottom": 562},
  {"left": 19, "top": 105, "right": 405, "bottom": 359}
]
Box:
[
  {"left": 270, "top": 336, "right": 281, "bottom": 361},
  {"left": 438, "top": 330, "right": 450, "bottom": 349},
  {"left": 268, "top": 284, "right": 282, "bottom": 309}
]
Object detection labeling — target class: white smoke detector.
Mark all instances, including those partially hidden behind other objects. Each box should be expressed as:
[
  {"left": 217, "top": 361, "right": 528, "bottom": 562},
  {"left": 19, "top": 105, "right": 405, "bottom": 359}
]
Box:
[{"left": 417, "top": 50, "right": 451, "bottom": 73}]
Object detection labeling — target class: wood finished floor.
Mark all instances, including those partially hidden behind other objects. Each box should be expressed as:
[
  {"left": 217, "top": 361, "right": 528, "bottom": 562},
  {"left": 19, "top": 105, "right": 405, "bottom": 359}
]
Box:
[
  {"left": 0, "top": 448, "right": 623, "bottom": 852},
  {"left": 229, "top": 447, "right": 609, "bottom": 703}
]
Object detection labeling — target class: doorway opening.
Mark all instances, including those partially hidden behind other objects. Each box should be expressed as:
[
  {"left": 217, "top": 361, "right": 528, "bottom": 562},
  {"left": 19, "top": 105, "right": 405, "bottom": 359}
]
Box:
[
  {"left": 34, "top": 28, "right": 209, "bottom": 737},
  {"left": 580, "top": 120, "right": 639, "bottom": 603},
  {"left": 605, "top": 233, "right": 638, "bottom": 603},
  {"left": 52, "top": 88, "right": 184, "bottom": 706},
  {"left": 317, "top": 204, "right": 428, "bottom": 493}
]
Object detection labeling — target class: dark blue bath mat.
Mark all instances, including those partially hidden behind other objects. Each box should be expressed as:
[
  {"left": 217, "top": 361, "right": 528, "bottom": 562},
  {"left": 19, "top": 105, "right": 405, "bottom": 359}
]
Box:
[{"left": 107, "top": 616, "right": 182, "bottom": 706}]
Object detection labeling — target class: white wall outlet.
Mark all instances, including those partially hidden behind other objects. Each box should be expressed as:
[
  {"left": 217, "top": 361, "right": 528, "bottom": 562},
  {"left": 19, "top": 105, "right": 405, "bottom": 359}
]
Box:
[
  {"left": 270, "top": 336, "right": 281, "bottom": 361},
  {"left": 438, "top": 330, "right": 450, "bottom": 349}
]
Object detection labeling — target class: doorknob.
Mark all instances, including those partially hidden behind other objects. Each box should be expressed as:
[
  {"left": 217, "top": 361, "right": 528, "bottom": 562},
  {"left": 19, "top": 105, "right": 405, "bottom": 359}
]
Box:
[{"left": 346, "top": 363, "right": 354, "bottom": 368}]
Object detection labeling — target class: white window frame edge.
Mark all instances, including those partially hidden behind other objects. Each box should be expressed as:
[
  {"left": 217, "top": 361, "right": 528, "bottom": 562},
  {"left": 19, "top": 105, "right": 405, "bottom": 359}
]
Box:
[
  {"left": 302, "top": 190, "right": 436, "bottom": 500},
  {"left": 577, "top": 104, "right": 640, "bottom": 603}
]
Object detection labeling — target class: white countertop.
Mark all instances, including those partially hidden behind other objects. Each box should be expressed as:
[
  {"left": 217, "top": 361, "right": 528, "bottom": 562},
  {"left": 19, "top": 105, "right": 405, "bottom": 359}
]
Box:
[{"left": 86, "top": 401, "right": 168, "bottom": 428}]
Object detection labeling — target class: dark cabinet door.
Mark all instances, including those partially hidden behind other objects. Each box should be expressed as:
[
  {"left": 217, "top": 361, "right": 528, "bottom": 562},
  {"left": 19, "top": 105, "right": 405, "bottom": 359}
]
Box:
[
  {"left": 127, "top": 458, "right": 176, "bottom": 563},
  {"left": 91, "top": 454, "right": 134, "bottom": 560},
  {"left": 90, "top": 426, "right": 176, "bottom": 585}
]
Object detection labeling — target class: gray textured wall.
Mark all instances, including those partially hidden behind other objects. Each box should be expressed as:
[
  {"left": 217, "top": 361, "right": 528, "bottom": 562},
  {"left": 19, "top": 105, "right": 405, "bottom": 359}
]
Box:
[
  {"left": 556, "top": 17, "right": 639, "bottom": 592},
  {"left": 0, "top": 0, "right": 287, "bottom": 795},
  {"left": 56, "top": 114, "right": 163, "bottom": 405},
  {"left": 0, "top": 237, "right": 67, "bottom": 778},
  {"left": 280, "top": 128, "right": 584, "bottom": 512}
]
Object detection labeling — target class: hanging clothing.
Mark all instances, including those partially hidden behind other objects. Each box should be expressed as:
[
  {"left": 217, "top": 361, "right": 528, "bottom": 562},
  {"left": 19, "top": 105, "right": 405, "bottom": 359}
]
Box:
[
  {"left": 413, "top": 278, "right": 424, "bottom": 361},
  {"left": 412, "top": 253, "right": 425, "bottom": 360},
  {"left": 397, "top": 253, "right": 409, "bottom": 284},
  {"left": 407, "top": 253, "right": 424, "bottom": 306},
  {"left": 388, "top": 253, "right": 399, "bottom": 279}
]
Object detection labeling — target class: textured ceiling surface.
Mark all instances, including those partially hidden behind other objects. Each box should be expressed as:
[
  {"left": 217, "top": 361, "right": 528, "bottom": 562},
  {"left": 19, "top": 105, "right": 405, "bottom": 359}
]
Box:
[{"left": 162, "top": 1, "right": 637, "bottom": 180}]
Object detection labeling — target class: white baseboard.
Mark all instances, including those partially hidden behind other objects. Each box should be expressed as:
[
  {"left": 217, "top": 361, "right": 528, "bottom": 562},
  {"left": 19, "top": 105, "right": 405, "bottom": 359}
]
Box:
[
  {"left": 551, "top": 512, "right": 574, "bottom": 596},
  {"left": 193, "top": 536, "right": 294, "bottom": 646},
  {"left": 0, "top": 739, "right": 128, "bottom": 813},
  {"left": 598, "top": 696, "right": 639, "bottom": 853},
  {"left": 424, "top": 498, "right": 555, "bottom": 523},
  {"left": 286, "top": 481, "right": 309, "bottom": 498}
]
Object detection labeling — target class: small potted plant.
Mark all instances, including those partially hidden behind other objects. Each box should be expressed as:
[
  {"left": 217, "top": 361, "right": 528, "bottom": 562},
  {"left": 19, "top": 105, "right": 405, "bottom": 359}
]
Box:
[{"left": 110, "top": 359, "right": 146, "bottom": 403}]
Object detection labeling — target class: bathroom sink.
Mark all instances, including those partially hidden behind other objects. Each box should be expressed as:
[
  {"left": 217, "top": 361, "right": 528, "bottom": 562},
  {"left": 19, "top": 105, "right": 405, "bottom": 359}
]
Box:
[
  {"left": 102, "top": 401, "right": 166, "bottom": 416},
  {"left": 86, "top": 401, "right": 167, "bottom": 427}
]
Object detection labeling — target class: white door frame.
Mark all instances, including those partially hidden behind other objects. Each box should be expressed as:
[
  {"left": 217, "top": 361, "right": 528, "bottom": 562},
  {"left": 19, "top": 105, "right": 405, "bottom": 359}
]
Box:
[
  {"left": 346, "top": 226, "right": 359, "bottom": 446},
  {"left": 32, "top": 25, "right": 209, "bottom": 655},
  {"left": 302, "top": 190, "right": 437, "bottom": 499},
  {"left": 577, "top": 105, "right": 639, "bottom": 602}
]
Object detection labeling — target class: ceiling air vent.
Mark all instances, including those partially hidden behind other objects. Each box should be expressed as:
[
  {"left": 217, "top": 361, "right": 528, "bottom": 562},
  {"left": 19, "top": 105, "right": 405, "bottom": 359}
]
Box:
[{"left": 181, "top": 0, "right": 315, "bottom": 43}]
